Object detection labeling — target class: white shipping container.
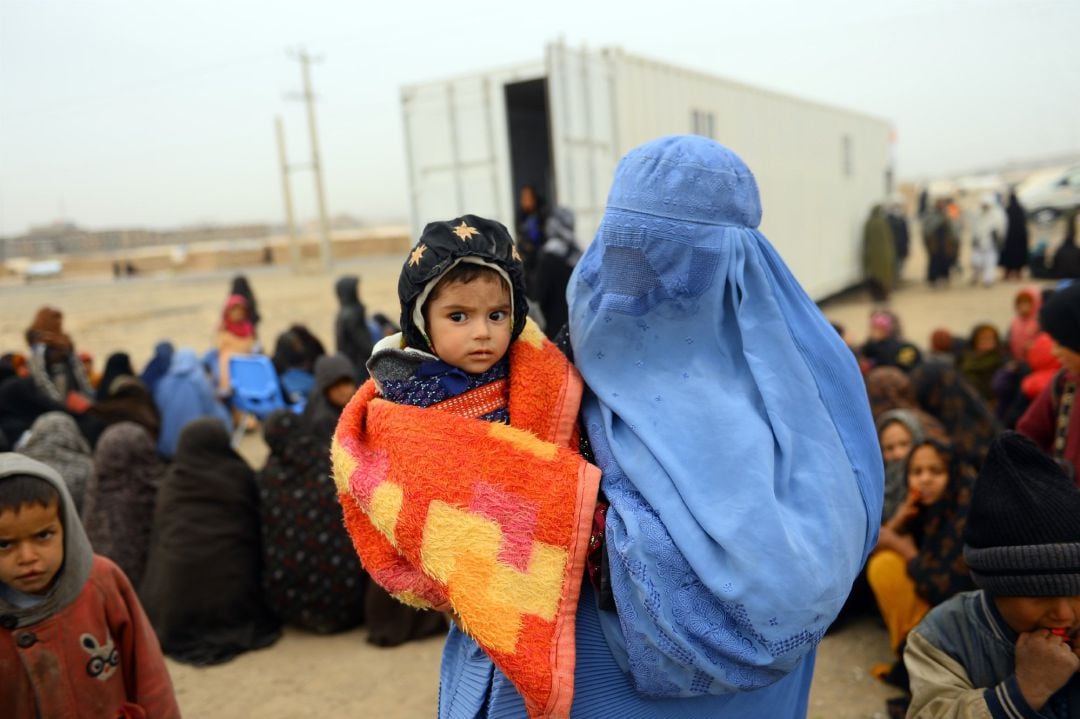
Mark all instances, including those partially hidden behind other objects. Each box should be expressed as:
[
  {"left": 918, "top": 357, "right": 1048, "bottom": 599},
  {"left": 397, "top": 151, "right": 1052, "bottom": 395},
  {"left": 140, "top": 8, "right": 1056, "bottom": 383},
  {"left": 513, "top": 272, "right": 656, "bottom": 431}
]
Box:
[{"left": 401, "top": 42, "right": 893, "bottom": 299}]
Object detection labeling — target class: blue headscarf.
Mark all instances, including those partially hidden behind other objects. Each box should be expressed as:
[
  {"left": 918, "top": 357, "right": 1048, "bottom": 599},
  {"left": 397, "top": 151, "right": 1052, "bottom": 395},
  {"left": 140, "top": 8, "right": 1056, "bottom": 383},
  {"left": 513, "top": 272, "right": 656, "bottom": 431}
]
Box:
[
  {"left": 140, "top": 340, "right": 174, "bottom": 394},
  {"left": 568, "top": 136, "right": 882, "bottom": 697}
]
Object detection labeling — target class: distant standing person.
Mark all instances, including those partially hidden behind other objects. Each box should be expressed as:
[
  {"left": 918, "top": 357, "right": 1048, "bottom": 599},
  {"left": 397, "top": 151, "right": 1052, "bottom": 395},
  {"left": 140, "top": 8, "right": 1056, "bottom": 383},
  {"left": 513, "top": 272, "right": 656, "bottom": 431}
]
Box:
[
  {"left": 333, "top": 275, "right": 373, "bottom": 380},
  {"left": 533, "top": 206, "right": 582, "bottom": 338},
  {"left": 887, "top": 202, "right": 910, "bottom": 283},
  {"left": 1051, "top": 210, "right": 1080, "bottom": 280},
  {"left": 969, "top": 195, "right": 1006, "bottom": 287},
  {"left": 863, "top": 204, "right": 896, "bottom": 301},
  {"left": 998, "top": 190, "right": 1030, "bottom": 280},
  {"left": 923, "top": 199, "right": 958, "bottom": 287},
  {"left": 515, "top": 184, "right": 546, "bottom": 288}
]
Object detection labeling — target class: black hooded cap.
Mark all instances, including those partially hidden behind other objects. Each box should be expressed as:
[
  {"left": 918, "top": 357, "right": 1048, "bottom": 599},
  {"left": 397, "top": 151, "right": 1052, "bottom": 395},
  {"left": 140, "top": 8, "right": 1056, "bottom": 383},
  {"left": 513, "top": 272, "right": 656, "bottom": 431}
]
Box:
[{"left": 398, "top": 215, "right": 527, "bottom": 351}]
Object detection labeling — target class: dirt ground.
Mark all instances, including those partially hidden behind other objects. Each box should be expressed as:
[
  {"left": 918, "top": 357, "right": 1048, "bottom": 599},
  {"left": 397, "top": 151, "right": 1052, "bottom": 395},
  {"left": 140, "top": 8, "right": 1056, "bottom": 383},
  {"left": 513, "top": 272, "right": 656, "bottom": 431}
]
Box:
[{"left": 0, "top": 234, "right": 1046, "bottom": 719}]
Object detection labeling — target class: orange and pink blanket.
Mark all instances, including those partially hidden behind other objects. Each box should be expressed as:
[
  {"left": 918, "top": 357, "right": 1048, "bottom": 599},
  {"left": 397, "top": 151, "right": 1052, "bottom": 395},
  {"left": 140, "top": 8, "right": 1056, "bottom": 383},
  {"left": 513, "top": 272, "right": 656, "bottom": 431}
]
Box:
[{"left": 331, "top": 321, "right": 601, "bottom": 719}]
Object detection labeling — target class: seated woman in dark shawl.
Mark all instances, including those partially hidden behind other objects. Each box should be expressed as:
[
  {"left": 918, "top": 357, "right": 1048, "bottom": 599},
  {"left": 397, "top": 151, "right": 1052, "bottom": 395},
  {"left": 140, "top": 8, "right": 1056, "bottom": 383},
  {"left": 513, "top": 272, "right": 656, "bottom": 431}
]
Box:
[
  {"left": 95, "top": 352, "right": 136, "bottom": 402},
  {"left": 270, "top": 324, "right": 326, "bottom": 405},
  {"left": 958, "top": 323, "right": 1006, "bottom": 407},
  {"left": 140, "top": 418, "right": 280, "bottom": 665},
  {"left": 257, "top": 410, "right": 366, "bottom": 634},
  {"left": 910, "top": 362, "right": 1001, "bottom": 468},
  {"left": 25, "top": 306, "right": 95, "bottom": 413},
  {"left": 88, "top": 376, "right": 161, "bottom": 440},
  {"left": 867, "top": 438, "right": 976, "bottom": 691},
  {"left": 82, "top": 422, "right": 166, "bottom": 588}
]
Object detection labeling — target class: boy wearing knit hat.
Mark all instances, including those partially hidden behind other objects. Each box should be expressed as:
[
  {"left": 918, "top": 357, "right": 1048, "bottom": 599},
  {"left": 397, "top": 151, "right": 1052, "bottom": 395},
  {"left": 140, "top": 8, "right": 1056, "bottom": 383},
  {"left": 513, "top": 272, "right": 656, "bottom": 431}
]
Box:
[
  {"left": 905, "top": 432, "right": 1080, "bottom": 718},
  {"left": 1017, "top": 282, "right": 1080, "bottom": 483}
]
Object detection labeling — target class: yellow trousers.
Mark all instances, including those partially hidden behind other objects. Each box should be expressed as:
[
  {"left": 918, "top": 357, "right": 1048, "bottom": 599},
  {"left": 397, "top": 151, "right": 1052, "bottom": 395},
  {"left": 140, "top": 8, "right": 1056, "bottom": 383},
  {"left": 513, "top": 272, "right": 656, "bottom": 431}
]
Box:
[{"left": 866, "top": 549, "right": 931, "bottom": 652}]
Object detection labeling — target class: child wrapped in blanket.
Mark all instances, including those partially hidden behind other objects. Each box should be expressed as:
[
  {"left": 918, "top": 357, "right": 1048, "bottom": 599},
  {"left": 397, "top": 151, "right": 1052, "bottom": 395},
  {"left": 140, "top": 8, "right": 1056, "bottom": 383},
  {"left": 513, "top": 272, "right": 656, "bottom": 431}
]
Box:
[{"left": 331, "top": 216, "right": 600, "bottom": 719}]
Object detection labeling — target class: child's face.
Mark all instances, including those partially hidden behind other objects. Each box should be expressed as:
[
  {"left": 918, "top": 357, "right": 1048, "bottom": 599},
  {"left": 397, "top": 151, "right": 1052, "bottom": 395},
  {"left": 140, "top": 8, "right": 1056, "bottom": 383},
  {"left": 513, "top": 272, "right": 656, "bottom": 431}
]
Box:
[
  {"left": 1016, "top": 297, "right": 1034, "bottom": 319},
  {"left": 994, "top": 595, "right": 1080, "bottom": 636},
  {"left": 879, "top": 421, "right": 914, "bottom": 464},
  {"left": 326, "top": 379, "right": 358, "bottom": 409},
  {"left": 973, "top": 328, "right": 999, "bottom": 354},
  {"left": 907, "top": 445, "right": 949, "bottom": 506},
  {"left": 426, "top": 276, "right": 512, "bottom": 374},
  {"left": 227, "top": 305, "right": 247, "bottom": 323},
  {"left": 1051, "top": 341, "right": 1080, "bottom": 376},
  {"left": 0, "top": 500, "right": 64, "bottom": 595}
]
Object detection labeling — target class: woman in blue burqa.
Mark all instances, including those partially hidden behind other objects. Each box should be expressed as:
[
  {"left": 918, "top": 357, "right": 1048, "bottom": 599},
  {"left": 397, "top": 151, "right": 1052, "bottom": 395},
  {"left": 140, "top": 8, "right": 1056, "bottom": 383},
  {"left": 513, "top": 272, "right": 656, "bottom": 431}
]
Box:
[{"left": 438, "top": 136, "right": 883, "bottom": 717}]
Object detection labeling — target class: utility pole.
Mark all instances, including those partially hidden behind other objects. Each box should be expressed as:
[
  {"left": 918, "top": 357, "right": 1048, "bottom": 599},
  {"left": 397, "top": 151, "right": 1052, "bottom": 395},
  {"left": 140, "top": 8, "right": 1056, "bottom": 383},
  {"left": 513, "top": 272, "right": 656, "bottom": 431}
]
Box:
[
  {"left": 274, "top": 115, "right": 300, "bottom": 271},
  {"left": 287, "top": 47, "right": 332, "bottom": 271}
]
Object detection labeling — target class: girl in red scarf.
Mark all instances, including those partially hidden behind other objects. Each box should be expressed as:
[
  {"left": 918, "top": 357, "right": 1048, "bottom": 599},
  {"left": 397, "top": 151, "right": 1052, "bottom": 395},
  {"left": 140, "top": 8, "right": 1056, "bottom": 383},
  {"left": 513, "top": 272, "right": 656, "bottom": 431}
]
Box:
[{"left": 215, "top": 294, "right": 256, "bottom": 395}]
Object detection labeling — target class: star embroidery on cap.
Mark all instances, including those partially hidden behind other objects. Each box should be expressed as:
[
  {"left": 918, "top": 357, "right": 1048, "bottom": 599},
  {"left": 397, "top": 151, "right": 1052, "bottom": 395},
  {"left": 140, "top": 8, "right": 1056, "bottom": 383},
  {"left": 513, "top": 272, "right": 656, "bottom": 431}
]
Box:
[
  {"left": 408, "top": 243, "right": 427, "bottom": 267},
  {"left": 511, "top": 244, "right": 522, "bottom": 263},
  {"left": 452, "top": 221, "right": 480, "bottom": 241}
]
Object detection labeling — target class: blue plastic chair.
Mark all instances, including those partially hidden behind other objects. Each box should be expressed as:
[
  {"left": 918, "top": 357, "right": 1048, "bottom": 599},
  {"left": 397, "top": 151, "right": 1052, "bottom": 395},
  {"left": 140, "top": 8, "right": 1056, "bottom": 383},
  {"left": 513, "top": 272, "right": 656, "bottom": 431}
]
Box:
[
  {"left": 228, "top": 354, "right": 302, "bottom": 446},
  {"left": 229, "top": 354, "right": 286, "bottom": 417},
  {"left": 279, "top": 368, "right": 315, "bottom": 405}
]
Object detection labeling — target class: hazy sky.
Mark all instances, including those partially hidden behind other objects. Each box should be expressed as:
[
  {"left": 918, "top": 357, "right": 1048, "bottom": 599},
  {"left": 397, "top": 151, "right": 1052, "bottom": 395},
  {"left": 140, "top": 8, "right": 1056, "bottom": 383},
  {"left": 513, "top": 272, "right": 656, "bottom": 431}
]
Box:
[{"left": 1, "top": 0, "right": 1077, "bottom": 235}]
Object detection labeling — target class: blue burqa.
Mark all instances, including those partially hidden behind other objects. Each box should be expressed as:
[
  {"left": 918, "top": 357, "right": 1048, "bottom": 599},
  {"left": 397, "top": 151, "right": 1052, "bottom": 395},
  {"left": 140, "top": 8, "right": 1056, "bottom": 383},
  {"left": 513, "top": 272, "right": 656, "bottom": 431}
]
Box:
[{"left": 438, "top": 136, "right": 882, "bottom": 718}]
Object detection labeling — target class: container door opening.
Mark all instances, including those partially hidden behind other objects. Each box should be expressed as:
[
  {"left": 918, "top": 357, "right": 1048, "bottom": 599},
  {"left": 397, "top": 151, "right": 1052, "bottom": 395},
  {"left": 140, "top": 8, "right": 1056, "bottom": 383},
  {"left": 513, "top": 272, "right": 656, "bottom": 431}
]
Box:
[{"left": 504, "top": 79, "right": 554, "bottom": 241}]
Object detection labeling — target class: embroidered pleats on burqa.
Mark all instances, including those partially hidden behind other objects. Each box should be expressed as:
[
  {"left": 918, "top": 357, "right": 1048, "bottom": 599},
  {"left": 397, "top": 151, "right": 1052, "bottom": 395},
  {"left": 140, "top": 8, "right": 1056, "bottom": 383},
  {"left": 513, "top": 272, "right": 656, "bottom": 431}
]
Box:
[{"left": 140, "top": 418, "right": 280, "bottom": 665}]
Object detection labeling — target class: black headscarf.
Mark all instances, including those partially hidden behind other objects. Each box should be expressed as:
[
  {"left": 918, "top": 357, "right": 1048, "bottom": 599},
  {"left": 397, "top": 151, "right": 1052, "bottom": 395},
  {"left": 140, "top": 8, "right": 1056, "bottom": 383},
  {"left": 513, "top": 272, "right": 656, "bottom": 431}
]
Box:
[
  {"left": 910, "top": 362, "right": 1001, "bottom": 467},
  {"left": 333, "top": 275, "right": 373, "bottom": 379},
  {"left": 256, "top": 410, "right": 366, "bottom": 633},
  {"left": 271, "top": 324, "right": 326, "bottom": 375},
  {"left": 140, "top": 418, "right": 280, "bottom": 665},
  {"left": 96, "top": 352, "right": 135, "bottom": 401}
]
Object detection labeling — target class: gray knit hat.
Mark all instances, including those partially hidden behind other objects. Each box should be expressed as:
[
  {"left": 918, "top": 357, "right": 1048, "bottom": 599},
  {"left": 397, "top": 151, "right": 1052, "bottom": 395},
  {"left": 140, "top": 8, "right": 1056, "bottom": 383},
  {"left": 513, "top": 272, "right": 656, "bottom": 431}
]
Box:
[{"left": 963, "top": 432, "right": 1080, "bottom": 596}]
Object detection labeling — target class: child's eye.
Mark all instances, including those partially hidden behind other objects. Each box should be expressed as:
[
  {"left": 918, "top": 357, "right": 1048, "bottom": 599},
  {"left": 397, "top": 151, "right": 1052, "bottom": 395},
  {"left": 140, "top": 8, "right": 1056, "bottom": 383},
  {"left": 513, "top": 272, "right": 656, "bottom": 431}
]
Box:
[
  {"left": 489, "top": 311, "right": 508, "bottom": 322},
  {"left": 0, "top": 540, "right": 10, "bottom": 550},
  {"left": 36, "top": 530, "right": 54, "bottom": 541},
  {"left": 448, "top": 312, "right": 466, "bottom": 323}
]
